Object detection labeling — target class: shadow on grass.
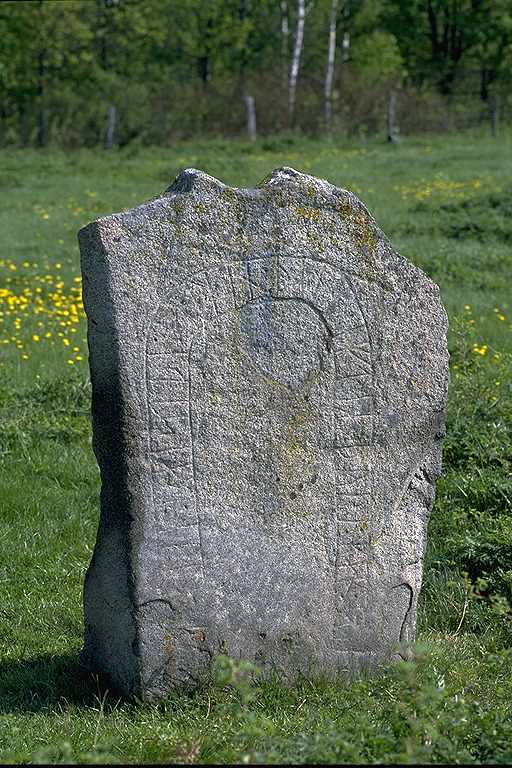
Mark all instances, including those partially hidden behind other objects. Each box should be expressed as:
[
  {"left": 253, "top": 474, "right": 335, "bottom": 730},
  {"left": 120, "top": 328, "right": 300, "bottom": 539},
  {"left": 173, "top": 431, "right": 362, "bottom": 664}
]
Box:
[{"left": 0, "top": 652, "right": 122, "bottom": 714}]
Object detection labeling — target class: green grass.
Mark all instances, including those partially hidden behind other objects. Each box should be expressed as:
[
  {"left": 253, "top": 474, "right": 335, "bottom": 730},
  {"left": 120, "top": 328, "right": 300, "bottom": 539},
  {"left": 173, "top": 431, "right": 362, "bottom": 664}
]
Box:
[{"left": 1, "top": 130, "right": 512, "bottom": 764}]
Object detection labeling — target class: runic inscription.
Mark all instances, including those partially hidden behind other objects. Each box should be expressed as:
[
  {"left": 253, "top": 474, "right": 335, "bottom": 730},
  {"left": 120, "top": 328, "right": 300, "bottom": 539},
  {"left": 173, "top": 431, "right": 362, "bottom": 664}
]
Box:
[
  {"left": 144, "top": 257, "right": 376, "bottom": 644},
  {"left": 79, "top": 166, "right": 449, "bottom": 699}
]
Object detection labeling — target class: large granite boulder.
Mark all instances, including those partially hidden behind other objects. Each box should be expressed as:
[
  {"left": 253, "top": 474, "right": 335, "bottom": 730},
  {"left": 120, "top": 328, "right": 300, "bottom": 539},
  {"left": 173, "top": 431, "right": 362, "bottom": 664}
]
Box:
[{"left": 78, "top": 167, "right": 449, "bottom": 699}]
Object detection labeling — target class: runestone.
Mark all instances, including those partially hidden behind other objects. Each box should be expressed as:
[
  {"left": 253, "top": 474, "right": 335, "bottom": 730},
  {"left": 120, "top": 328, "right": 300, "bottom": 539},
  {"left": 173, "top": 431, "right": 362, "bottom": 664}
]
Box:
[{"left": 79, "top": 167, "right": 449, "bottom": 699}]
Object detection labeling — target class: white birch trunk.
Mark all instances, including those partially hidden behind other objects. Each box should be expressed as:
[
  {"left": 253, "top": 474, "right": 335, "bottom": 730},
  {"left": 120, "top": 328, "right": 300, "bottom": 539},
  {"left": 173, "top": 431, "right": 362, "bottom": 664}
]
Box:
[
  {"left": 105, "top": 104, "right": 117, "bottom": 150},
  {"left": 491, "top": 93, "right": 499, "bottom": 137},
  {"left": 324, "top": 0, "right": 338, "bottom": 131},
  {"left": 244, "top": 94, "right": 257, "bottom": 142},
  {"left": 288, "top": 0, "right": 305, "bottom": 126},
  {"left": 280, "top": 0, "right": 289, "bottom": 89},
  {"left": 342, "top": 30, "right": 350, "bottom": 62},
  {"left": 387, "top": 90, "right": 397, "bottom": 143}
]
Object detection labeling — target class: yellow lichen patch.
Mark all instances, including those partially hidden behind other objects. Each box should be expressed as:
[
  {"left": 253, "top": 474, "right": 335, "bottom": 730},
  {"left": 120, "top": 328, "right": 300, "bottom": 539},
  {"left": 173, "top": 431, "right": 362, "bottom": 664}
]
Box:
[
  {"left": 273, "top": 398, "right": 317, "bottom": 514},
  {"left": 354, "top": 210, "right": 377, "bottom": 249},
  {"left": 295, "top": 207, "right": 321, "bottom": 221},
  {"left": 221, "top": 187, "right": 238, "bottom": 202},
  {"left": 338, "top": 200, "right": 354, "bottom": 218}
]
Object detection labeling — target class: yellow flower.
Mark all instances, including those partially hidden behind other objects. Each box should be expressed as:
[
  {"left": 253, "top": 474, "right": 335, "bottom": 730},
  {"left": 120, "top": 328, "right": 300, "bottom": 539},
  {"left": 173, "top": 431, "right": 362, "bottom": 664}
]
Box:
[{"left": 32, "top": 334, "right": 40, "bottom": 342}]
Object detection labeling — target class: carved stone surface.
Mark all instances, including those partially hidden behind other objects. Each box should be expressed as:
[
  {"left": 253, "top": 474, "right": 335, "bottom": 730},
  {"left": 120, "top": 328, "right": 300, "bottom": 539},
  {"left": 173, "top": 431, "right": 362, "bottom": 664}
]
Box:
[{"left": 78, "top": 167, "right": 449, "bottom": 699}]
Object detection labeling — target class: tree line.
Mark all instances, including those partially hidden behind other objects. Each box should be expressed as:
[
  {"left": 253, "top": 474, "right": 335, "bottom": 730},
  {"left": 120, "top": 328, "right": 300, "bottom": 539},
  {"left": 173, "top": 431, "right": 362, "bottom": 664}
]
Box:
[{"left": 1, "top": 0, "right": 511, "bottom": 148}]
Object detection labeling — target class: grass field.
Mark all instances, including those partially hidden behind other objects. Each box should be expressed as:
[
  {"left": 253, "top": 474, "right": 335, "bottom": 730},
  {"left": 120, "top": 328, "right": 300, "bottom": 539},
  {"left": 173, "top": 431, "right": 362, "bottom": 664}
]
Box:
[{"left": 1, "top": 130, "right": 512, "bottom": 764}]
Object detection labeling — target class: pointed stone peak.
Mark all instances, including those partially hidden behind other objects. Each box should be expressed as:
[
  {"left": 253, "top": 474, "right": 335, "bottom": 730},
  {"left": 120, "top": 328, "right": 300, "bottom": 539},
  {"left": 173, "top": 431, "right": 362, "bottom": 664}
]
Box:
[{"left": 167, "top": 167, "right": 225, "bottom": 195}]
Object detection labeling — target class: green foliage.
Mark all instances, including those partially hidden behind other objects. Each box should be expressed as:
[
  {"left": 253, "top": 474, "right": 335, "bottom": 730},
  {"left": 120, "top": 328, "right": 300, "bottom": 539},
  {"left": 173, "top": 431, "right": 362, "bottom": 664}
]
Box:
[
  {"left": 0, "top": 0, "right": 511, "bottom": 146},
  {"left": 384, "top": 0, "right": 512, "bottom": 95},
  {"left": 351, "top": 30, "right": 405, "bottom": 84},
  {"left": 428, "top": 188, "right": 512, "bottom": 242},
  {"left": 0, "top": 373, "right": 90, "bottom": 459},
  {"left": 417, "top": 305, "right": 512, "bottom": 646}
]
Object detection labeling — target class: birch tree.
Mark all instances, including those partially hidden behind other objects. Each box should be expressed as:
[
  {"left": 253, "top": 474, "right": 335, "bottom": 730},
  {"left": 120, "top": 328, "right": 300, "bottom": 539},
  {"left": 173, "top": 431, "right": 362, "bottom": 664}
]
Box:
[
  {"left": 324, "top": 0, "right": 338, "bottom": 131},
  {"left": 238, "top": 0, "right": 256, "bottom": 141},
  {"left": 280, "top": 0, "right": 289, "bottom": 89},
  {"left": 288, "top": 0, "right": 305, "bottom": 126}
]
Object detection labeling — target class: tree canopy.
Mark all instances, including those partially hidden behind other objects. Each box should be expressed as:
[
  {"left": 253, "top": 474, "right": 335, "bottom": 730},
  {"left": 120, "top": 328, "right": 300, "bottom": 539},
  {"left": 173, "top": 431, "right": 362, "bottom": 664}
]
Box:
[{"left": 0, "top": 0, "right": 510, "bottom": 146}]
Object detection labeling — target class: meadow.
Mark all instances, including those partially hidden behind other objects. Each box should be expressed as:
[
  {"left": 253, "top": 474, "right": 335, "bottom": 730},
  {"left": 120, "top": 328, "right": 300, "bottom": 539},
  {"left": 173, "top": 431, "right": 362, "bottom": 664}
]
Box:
[{"left": 1, "top": 131, "right": 511, "bottom": 764}]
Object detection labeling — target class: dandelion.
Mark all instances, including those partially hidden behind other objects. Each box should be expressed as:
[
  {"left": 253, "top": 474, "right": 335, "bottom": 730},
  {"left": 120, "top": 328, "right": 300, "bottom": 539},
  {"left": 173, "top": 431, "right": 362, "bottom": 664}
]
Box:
[
  {"left": 399, "top": 177, "right": 484, "bottom": 201},
  {"left": 0, "top": 263, "right": 86, "bottom": 373}
]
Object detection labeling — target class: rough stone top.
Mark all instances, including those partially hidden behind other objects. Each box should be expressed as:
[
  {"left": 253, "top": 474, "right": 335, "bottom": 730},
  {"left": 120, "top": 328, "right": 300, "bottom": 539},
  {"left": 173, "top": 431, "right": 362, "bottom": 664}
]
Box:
[
  {"left": 162, "top": 165, "right": 375, "bottom": 217},
  {"left": 167, "top": 165, "right": 335, "bottom": 196},
  {"left": 84, "top": 165, "right": 442, "bottom": 305}
]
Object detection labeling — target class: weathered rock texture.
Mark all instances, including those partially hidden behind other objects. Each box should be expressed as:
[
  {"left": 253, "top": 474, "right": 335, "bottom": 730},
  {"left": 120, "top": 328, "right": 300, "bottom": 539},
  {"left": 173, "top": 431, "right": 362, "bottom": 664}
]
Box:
[{"left": 78, "top": 167, "right": 449, "bottom": 699}]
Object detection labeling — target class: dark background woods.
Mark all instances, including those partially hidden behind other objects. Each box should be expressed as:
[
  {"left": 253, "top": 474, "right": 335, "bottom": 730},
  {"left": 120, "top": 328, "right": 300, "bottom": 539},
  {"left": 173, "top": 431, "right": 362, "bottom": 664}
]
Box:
[{"left": 1, "top": 0, "right": 511, "bottom": 149}]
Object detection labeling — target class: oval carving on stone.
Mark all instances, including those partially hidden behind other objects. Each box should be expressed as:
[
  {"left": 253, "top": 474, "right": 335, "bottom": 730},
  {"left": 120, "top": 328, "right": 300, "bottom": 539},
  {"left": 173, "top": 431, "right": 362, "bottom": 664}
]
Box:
[{"left": 240, "top": 296, "right": 332, "bottom": 392}]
